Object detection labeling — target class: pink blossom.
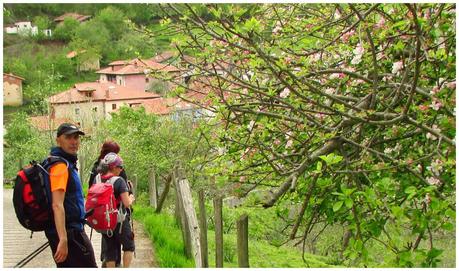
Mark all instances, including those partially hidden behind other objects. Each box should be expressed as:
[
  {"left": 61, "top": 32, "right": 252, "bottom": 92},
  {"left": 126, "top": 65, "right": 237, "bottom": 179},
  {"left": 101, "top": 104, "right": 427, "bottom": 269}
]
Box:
[
  {"left": 430, "top": 86, "right": 440, "bottom": 96},
  {"left": 285, "top": 139, "right": 293, "bottom": 149},
  {"left": 272, "top": 21, "right": 282, "bottom": 35},
  {"left": 274, "top": 139, "right": 281, "bottom": 146},
  {"left": 280, "top": 87, "right": 290, "bottom": 98},
  {"left": 315, "top": 113, "right": 326, "bottom": 120},
  {"left": 239, "top": 176, "right": 247, "bottom": 182},
  {"left": 341, "top": 30, "right": 355, "bottom": 42},
  {"left": 392, "top": 61, "right": 404, "bottom": 74},
  {"left": 427, "top": 177, "right": 441, "bottom": 186},
  {"left": 427, "top": 159, "right": 443, "bottom": 176},
  {"left": 375, "top": 17, "right": 386, "bottom": 29},
  {"left": 351, "top": 44, "right": 364, "bottom": 65},
  {"left": 329, "top": 73, "right": 339, "bottom": 79},
  {"left": 446, "top": 81, "right": 456, "bottom": 89},
  {"left": 324, "top": 88, "right": 335, "bottom": 95},
  {"left": 425, "top": 9, "right": 431, "bottom": 20},
  {"left": 334, "top": 10, "right": 341, "bottom": 19},
  {"left": 418, "top": 104, "right": 429, "bottom": 111},
  {"left": 426, "top": 133, "right": 437, "bottom": 141},
  {"left": 429, "top": 99, "right": 442, "bottom": 111}
]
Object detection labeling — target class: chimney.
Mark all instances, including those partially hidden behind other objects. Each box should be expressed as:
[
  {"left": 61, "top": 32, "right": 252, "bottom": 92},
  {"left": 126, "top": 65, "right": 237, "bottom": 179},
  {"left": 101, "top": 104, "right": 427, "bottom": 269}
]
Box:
[{"left": 106, "top": 85, "right": 115, "bottom": 98}]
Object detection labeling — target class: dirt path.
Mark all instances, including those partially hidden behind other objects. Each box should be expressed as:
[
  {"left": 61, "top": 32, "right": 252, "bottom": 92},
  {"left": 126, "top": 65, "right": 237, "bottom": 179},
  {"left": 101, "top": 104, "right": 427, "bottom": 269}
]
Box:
[{"left": 3, "top": 189, "right": 158, "bottom": 268}]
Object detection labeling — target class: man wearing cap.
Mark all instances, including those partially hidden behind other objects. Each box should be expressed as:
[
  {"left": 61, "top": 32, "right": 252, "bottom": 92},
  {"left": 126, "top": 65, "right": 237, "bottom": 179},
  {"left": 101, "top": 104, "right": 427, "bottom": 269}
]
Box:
[{"left": 45, "top": 123, "right": 97, "bottom": 267}]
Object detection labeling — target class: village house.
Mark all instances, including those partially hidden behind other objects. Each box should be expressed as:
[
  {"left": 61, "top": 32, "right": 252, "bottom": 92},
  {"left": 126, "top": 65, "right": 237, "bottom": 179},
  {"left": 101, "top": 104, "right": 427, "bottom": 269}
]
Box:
[
  {"left": 3, "top": 73, "right": 24, "bottom": 106},
  {"left": 141, "top": 97, "right": 198, "bottom": 120},
  {"left": 28, "top": 116, "right": 74, "bottom": 134},
  {"left": 66, "top": 50, "right": 100, "bottom": 72},
  {"left": 47, "top": 81, "right": 160, "bottom": 131},
  {"left": 54, "top": 13, "right": 91, "bottom": 25},
  {"left": 96, "top": 58, "right": 181, "bottom": 93},
  {"left": 4, "top": 21, "right": 52, "bottom": 37}
]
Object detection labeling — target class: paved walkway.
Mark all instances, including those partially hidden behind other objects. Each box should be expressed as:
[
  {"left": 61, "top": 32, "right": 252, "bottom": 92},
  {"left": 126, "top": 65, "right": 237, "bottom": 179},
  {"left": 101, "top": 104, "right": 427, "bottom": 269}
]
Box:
[{"left": 3, "top": 189, "right": 157, "bottom": 268}]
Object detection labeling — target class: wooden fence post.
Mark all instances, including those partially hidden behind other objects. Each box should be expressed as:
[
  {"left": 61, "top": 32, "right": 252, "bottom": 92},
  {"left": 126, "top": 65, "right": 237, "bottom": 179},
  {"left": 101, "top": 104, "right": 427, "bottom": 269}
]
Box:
[
  {"left": 149, "top": 168, "right": 157, "bottom": 208},
  {"left": 214, "top": 196, "right": 223, "bottom": 268},
  {"left": 18, "top": 158, "right": 24, "bottom": 169},
  {"left": 177, "top": 177, "right": 203, "bottom": 267},
  {"left": 198, "top": 189, "right": 209, "bottom": 267},
  {"left": 174, "top": 166, "right": 192, "bottom": 259},
  {"left": 237, "top": 214, "right": 249, "bottom": 267}
]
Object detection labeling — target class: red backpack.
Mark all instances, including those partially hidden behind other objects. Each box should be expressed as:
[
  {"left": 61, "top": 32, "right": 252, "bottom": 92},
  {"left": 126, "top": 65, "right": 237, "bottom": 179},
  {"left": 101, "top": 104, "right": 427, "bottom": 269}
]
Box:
[
  {"left": 13, "top": 156, "right": 68, "bottom": 232},
  {"left": 85, "top": 176, "right": 120, "bottom": 236}
]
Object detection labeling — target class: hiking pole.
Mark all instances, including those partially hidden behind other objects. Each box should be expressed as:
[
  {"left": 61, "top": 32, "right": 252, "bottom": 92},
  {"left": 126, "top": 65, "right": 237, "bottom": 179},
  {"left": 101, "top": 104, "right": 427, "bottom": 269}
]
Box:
[{"left": 14, "top": 241, "right": 50, "bottom": 268}]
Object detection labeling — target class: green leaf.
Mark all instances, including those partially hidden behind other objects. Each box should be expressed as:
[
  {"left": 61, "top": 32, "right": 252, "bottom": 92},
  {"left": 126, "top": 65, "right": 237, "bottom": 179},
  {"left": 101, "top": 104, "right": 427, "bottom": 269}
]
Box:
[
  {"left": 404, "top": 186, "right": 417, "bottom": 195},
  {"left": 445, "top": 209, "right": 456, "bottom": 219},
  {"left": 316, "top": 161, "right": 322, "bottom": 171},
  {"left": 345, "top": 198, "right": 353, "bottom": 208},
  {"left": 333, "top": 201, "right": 344, "bottom": 212},
  {"left": 441, "top": 222, "right": 454, "bottom": 231}
]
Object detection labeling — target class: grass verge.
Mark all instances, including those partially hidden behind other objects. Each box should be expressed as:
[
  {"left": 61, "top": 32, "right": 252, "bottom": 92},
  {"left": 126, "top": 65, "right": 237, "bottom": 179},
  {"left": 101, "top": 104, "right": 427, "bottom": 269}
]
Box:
[{"left": 132, "top": 205, "right": 194, "bottom": 267}]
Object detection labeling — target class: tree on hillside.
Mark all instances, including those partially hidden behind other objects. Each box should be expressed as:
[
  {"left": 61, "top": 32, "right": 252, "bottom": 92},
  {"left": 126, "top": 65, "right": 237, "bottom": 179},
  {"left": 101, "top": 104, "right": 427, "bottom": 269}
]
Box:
[
  {"left": 72, "top": 19, "right": 110, "bottom": 58},
  {"left": 53, "top": 17, "right": 79, "bottom": 42},
  {"left": 33, "top": 15, "right": 51, "bottom": 40},
  {"left": 151, "top": 3, "right": 456, "bottom": 266},
  {"left": 96, "top": 6, "right": 128, "bottom": 41}
]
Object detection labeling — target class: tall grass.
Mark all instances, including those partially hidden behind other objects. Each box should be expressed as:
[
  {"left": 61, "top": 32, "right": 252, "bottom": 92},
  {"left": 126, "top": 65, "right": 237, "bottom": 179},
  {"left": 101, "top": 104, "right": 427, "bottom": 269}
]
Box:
[{"left": 132, "top": 205, "right": 194, "bottom": 267}]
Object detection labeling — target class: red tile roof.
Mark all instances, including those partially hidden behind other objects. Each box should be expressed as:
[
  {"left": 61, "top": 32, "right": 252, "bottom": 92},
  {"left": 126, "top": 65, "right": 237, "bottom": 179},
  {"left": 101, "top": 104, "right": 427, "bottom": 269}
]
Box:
[
  {"left": 48, "top": 81, "right": 160, "bottom": 104},
  {"left": 97, "top": 58, "right": 180, "bottom": 75},
  {"left": 108, "top": 60, "right": 128, "bottom": 66},
  {"left": 141, "top": 97, "right": 194, "bottom": 115},
  {"left": 29, "top": 116, "right": 74, "bottom": 131},
  {"left": 66, "top": 50, "right": 87, "bottom": 58},
  {"left": 54, "top": 13, "right": 91, "bottom": 23}
]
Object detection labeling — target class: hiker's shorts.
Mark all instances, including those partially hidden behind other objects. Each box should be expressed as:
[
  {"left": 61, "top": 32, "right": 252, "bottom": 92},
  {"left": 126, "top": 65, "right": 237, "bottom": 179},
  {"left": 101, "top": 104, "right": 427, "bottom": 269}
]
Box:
[{"left": 103, "top": 216, "right": 135, "bottom": 262}]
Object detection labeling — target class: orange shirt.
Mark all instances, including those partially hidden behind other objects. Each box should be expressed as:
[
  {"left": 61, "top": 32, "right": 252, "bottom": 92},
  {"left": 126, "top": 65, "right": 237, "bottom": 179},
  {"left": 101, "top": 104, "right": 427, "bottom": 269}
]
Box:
[{"left": 49, "top": 163, "right": 68, "bottom": 192}]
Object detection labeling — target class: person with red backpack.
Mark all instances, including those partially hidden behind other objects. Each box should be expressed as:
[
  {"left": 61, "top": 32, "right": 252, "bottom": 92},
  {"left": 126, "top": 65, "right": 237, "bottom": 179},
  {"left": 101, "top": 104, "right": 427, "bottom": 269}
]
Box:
[
  {"left": 87, "top": 152, "right": 135, "bottom": 268},
  {"left": 88, "top": 141, "right": 129, "bottom": 267},
  {"left": 45, "top": 123, "right": 97, "bottom": 267}
]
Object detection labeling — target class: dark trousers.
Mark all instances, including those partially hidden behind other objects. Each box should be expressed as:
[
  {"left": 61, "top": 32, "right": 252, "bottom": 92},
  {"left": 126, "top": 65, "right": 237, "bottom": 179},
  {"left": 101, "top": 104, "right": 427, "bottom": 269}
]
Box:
[{"left": 45, "top": 228, "right": 97, "bottom": 268}]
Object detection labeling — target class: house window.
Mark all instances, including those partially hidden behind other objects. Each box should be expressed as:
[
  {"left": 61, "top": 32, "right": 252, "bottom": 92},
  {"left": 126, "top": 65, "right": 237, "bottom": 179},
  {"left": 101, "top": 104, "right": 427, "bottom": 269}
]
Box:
[
  {"left": 112, "top": 104, "right": 117, "bottom": 110},
  {"left": 92, "top": 107, "right": 98, "bottom": 112},
  {"left": 145, "top": 77, "right": 150, "bottom": 83},
  {"left": 107, "top": 75, "right": 116, "bottom": 82},
  {"left": 75, "top": 108, "right": 80, "bottom": 115}
]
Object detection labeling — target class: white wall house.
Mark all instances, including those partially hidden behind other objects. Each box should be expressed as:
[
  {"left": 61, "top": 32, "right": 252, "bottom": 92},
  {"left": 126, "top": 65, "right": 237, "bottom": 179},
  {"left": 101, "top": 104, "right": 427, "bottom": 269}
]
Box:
[{"left": 4, "top": 21, "right": 52, "bottom": 37}]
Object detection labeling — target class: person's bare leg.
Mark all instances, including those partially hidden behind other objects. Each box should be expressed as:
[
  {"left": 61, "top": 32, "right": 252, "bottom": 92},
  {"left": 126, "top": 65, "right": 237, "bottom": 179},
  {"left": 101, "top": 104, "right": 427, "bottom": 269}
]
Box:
[
  {"left": 123, "top": 251, "right": 134, "bottom": 267},
  {"left": 105, "top": 261, "right": 116, "bottom": 268}
]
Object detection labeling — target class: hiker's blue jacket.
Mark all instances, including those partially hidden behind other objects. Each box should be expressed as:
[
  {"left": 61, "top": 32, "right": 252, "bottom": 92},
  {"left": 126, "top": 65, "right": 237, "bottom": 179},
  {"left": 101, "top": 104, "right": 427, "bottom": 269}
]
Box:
[{"left": 45, "top": 147, "right": 85, "bottom": 233}]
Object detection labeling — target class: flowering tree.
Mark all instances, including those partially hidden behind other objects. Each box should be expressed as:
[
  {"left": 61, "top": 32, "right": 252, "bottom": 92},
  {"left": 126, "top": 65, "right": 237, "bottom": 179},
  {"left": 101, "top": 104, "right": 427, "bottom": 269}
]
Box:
[{"left": 151, "top": 3, "right": 455, "bottom": 266}]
